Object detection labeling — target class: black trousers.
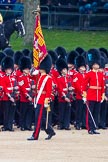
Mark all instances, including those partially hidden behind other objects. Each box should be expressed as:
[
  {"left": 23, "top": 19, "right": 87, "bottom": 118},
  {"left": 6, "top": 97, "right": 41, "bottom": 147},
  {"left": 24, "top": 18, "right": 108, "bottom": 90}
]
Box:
[
  {"left": 0, "top": 101, "right": 3, "bottom": 125},
  {"left": 99, "top": 100, "right": 108, "bottom": 127},
  {"left": 58, "top": 102, "right": 71, "bottom": 129},
  {"left": 20, "top": 102, "right": 33, "bottom": 129},
  {"left": 75, "top": 99, "right": 84, "bottom": 127},
  {"left": 87, "top": 101, "right": 101, "bottom": 131},
  {"left": 33, "top": 104, "right": 55, "bottom": 140},
  {"left": 2, "top": 100, "right": 16, "bottom": 130}
]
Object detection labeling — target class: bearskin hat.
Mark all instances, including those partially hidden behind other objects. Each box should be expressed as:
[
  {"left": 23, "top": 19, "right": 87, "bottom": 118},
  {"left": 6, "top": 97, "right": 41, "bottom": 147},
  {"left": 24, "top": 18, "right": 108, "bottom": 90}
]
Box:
[
  {"left": 22, "top": 48, "right": 31, "bottom": 57},
  {"left": 100, "top": 51, "right": 107, "bottom": 59},
  {"left": 14, "top": 51, "right": 23, "bottom": 65},
  {"left": 55, "top": 46, "right": 67, "bottom": 60},
  {"left": 56, "top": 58, "right": 68, "bottom": 74},
  {"left": 99, "top": 47, "right": 108, "bottom": 58},
  {"left": 75, "top": 47, "right": 85, "bottom": 55},
  {"left": 1, "top": 56, "right": 14, "bottom": 72},
  {"left": 0, "top": 51, "right": 6, "bottom": 65},
  {"left": 19, "top": 56, "right": 31, "bottom": 72},
  {"left": 100, "top": 56, "right": 106, "bottom": 69},
  {"left": 3, "top": 48, "right": 14, "bottom": 58},
  {"left": 48, "top": 50, "right": 58, "bottom": 65},
  {"left": 67, "top": 50, "right": 79, "bottom": 65},
  {"left": 75, "top": 55, "right": 86, "bottom": 69},
  {"left": 87, "top": 48, "right": 101, "bottom": 69},
  {"left": 40, "top": 55, "right": 52, "bottom": 74}
]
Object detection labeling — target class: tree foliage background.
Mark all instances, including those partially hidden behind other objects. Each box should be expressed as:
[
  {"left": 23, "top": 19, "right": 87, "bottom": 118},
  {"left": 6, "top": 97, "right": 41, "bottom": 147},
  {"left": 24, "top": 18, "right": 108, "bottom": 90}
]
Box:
[{"left": 24, "top": 0, "right": 40, "bottom": 46}]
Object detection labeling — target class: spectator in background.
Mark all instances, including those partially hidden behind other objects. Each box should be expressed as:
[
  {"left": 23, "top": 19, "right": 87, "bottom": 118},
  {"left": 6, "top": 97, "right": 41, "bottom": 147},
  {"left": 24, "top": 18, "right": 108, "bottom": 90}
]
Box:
[
  {"left": 100, "top": 0, "right": 108, "bottom": 11},
  {"left": 57, "top": 0, "right": 73, "bottom": 6},
  {"left": 79, "top": 0, "right": 98, "bottom": 14},
  {"left": 0, "top": 0, "right": 17, "bottom": 10}
]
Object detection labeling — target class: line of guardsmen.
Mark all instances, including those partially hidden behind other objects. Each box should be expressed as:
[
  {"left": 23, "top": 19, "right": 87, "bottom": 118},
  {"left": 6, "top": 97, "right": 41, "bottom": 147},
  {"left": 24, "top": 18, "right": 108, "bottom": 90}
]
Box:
[{"left": 0, "top": 46, "right": 108, "bottom": 136}]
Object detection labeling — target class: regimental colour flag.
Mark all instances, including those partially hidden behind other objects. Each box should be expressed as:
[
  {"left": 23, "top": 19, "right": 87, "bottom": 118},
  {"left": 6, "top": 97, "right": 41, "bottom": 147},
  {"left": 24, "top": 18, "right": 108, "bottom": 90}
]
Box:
[{"left": 33, "top": 15, "right": 48, "bottom": 68}]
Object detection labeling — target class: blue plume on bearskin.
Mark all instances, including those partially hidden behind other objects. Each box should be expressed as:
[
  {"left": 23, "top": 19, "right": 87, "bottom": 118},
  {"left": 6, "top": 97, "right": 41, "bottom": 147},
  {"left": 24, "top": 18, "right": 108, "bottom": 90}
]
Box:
[
  {"left": 40, "top": 54, "right": 52, "bottom": 74},
  {"left": 87, "top": 48, "right": 101, "bottom": 68}
]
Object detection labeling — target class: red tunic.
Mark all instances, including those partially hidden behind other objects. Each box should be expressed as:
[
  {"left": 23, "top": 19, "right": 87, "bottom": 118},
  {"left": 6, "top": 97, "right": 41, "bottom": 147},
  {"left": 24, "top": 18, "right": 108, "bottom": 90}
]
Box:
[
  {"left": 1, "top": 73, "right": 16, "bottom": 101},
  {"left": 13, "top": 69, "right": 22, "bottom": 82},
  {"left": 0, "top": 71, "right": 4, "bottom": 100},
  {"left": 68, "top": 69, "right": 77, "bottom": 80},
  {"left": 49, "top": 67, "right": 58, "bottom": 101},
  {"left": 83, "top": 70, "right": 105, "bottom": 102},
  {"left": 18, "top": 74, "right": 32, "bottom": 102},
  {"left": 73, "top": 71, "right": 86, "bottom": 100},
  {"left": 57, "top": 74, "right": 72, "bottom": 102},
  {"left": 36, "top": 74, "right": 52, "bottom": 105}
]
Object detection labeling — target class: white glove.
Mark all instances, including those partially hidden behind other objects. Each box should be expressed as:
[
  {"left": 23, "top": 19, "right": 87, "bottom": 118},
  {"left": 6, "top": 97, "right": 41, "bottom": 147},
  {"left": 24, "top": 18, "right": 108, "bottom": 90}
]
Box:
[
  {"left": 32, "top": 70, "right": 39, "bottom": 75},
  {"left": 82, "top": 97, "right": 86, "bottom": 103}
]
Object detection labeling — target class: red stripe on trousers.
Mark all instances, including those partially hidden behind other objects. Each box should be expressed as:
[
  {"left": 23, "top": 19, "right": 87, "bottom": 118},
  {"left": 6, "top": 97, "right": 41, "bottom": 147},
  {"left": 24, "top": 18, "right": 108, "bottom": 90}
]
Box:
[{"left": 34, "top": 105, "right": 43, "bottom": 139}]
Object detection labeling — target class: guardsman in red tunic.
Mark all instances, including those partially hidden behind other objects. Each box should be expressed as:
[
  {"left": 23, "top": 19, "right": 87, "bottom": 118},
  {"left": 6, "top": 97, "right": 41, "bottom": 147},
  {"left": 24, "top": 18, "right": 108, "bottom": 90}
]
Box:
[
  {"left": 67, "top": 50, "right": 79, "bottom": 125},
  {"left": 99, "top": 57, "right": 108, "bottom": 129},
  {"left": 56, "top": 58, "right": 73, "bottom": 130},
  {"left": 73, "top": 55, "right": 87, "bottom": 130},
  {"left": 48, "top": 50, "right": 59, "bottom": 126},
  {"left": 82, "top": 49, "right": 105, "bottom": 134},
  {"left": 18, "top": 56, "right": 34, "bottom": 131},
  {"left": 13, "top": 51, "right": 23, "bottom": 128},
  {"left": 0, "top": 52, "right": 6, "bottom": 125},
  {"left": 1, "top": 56, "right": 16, "bottom": 131},
  {"left": 28, "top": 55, "right": 56, "bottom": 141}
]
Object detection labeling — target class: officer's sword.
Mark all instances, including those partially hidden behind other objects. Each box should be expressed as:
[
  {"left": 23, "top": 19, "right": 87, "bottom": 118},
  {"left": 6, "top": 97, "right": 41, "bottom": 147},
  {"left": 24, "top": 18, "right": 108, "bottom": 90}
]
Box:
[
  {"left": 85, "top": 102, "right": 97, "bottom": 128},
  {"left": 46, "top": 106, "right": 51, "bottom": 129}
]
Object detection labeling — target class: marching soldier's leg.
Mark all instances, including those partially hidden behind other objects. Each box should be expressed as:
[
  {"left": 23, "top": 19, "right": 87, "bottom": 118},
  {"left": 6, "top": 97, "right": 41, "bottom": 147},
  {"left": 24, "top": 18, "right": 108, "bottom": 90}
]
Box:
[
  {"left": 25, "top": 103, "right": 34, "bottom": 130},
  {"left": 32, "top": 104, "right": 44, "bottom": 140},
  {"left": 94, "top": 102, "right": 101, "bottom": 129},
  {"left": 99, "top": 101, "right": 107, "bottom": 129},
  {"left": 2, "top": 101, "right": 9, "bottom": 131},
  {"left": 41, "top": 108, "right": 56, "bottom": 140},
  {"left": 64, "top": 102, "right": 71, "bottom": 130},
  {"left": 87, "top": 101, "right": 95, "bottom": 134},
  {"left": 58, "top": 102, "right": 65, "bottom": 129},
  {"left": 8, "top": 101, "right": 16, "bottom": 131},
  {"left": 20, "top": 102, "right": 28, "bottom": 131},
  {"left": 75, "top": 99, "right": 83, "bottom": 130}
]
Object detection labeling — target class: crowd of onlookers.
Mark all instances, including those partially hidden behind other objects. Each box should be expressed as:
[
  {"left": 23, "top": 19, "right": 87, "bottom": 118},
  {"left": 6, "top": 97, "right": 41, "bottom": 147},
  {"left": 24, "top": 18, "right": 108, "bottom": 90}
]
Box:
[
  {"left": 0, "top": 0, "right": 23, "bottom": 10},
  {"left": 40, "top": 0, "right": 108, "bottom": 14},
  {"left": 0, "top": 0, "right": 108, "bottom": 14}
]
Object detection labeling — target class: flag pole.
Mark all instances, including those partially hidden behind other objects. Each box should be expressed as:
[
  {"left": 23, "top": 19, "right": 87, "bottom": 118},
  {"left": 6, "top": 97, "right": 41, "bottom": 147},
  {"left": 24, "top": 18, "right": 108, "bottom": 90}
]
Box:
[{"left": 32, "top": 5, "right": 40, "bottom": 108}]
